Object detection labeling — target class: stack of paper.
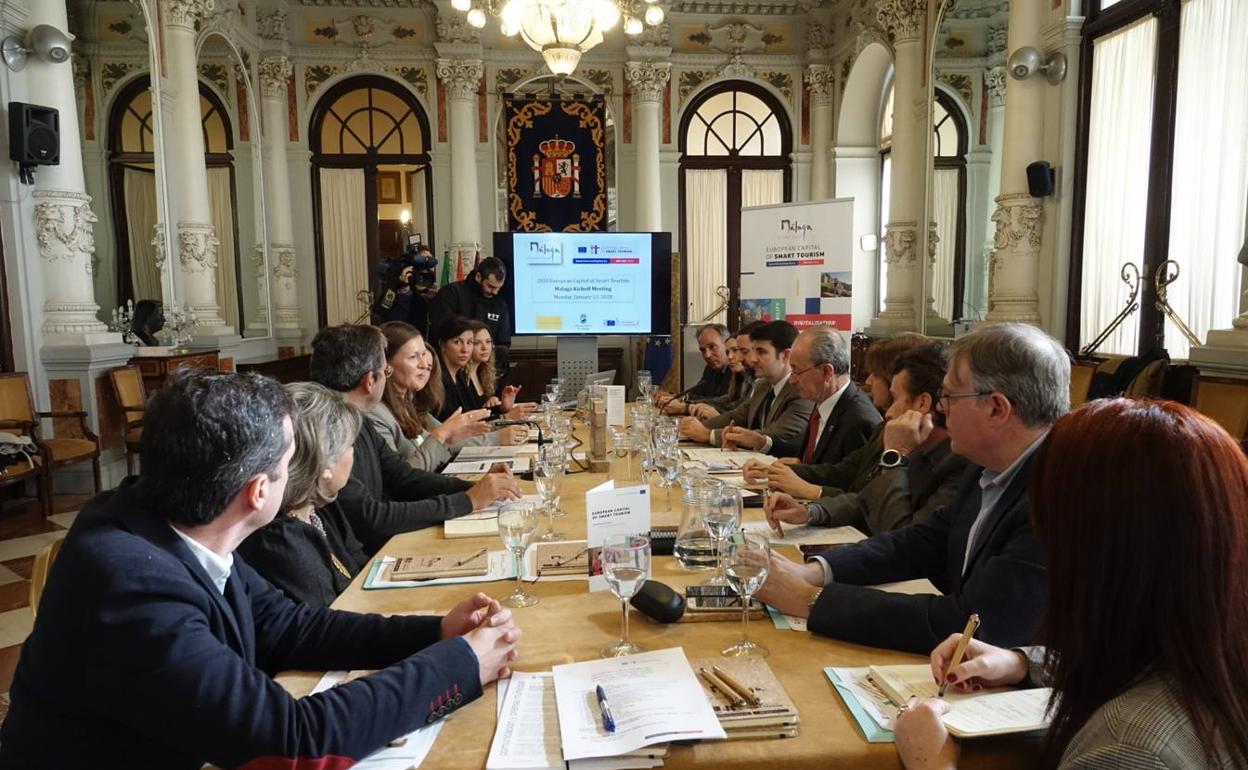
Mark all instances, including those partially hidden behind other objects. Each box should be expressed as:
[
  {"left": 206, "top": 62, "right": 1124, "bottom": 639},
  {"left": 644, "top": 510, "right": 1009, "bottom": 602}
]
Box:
[
  {"left": 444, "top": 494, "right": 544, "bottom": 539},
  {"left": 690, "top": 658, "right": 798, "bottom": 739},
  {"left": 681, "top": 448, "right": 776, "bottom": 474},
  {"left": 442, "top": 456, "right": 531, "bottom": 475}
]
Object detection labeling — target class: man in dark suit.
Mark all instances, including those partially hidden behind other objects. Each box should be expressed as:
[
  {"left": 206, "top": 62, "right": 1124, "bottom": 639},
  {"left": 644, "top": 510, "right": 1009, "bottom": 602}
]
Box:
[
  {"left": 755, "top": 323, "right": 1070, "bottom": 654},
  {"left": 757, "top": 342, "right": 969, "bottom": 535},
  {"left": 785, "top": 325, "right": 879, "bottom": 466},
  {"left": 0, "top": 370, "right": 521, "bottom": 770},
  {"left": 655, "top": 323, "right": 733, "bottom": 414},
  {"left": 681, "top": 320, "right": 814, "bottom": 457},
  {"left": 311, "top": 324, "right": 521, "bottom": 555}
]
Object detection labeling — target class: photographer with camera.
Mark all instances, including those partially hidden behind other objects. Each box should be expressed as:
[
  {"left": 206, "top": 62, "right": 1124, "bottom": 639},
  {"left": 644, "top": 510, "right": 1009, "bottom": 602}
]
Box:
[
  {"left": 375, "top": 241, "right": 440, "bottom": 337},
  {"left": 429, "top": 257, "right": 512, "bottom": 373}
]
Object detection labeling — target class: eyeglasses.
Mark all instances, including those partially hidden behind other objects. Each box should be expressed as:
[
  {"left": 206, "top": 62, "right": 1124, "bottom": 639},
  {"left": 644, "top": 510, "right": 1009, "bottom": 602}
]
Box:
[
  {"left": 790, "top": 364, "right": 822, "bottom": 379},
  {"left": 937, "top": 389, "right": 992, "bottom": 411}
]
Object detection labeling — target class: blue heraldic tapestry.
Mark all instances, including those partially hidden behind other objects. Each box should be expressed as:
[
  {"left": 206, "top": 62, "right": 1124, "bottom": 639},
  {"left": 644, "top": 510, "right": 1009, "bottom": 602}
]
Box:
[{"left": 504, "top": 94, "right": 608, "bottom": 232}]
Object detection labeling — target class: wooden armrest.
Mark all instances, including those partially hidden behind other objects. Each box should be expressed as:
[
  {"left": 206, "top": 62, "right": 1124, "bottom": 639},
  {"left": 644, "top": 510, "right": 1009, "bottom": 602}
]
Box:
[
  {"left": 0, "top": 419, "right": 36, "bottom": 431},
  {"left": 36, "top": 411, "right": 99, "bottom": 444},
  {"left": 37, "top": 410, "right": 89, "bottom": 419}
]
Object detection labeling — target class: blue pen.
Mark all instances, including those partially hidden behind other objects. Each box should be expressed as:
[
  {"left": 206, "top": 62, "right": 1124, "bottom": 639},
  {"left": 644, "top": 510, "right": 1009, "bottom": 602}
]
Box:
[{"left": 595, "top": 685, "right": 616, "bottom": 733}]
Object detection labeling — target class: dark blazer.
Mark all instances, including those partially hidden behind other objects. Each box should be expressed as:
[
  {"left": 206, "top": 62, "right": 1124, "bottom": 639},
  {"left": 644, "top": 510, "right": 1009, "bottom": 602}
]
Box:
[
  {"left": 429, "top": 279, "right": 511, "bottom": 347},
  {"left": 685, "top": 364, "right": 733, "bottom": 402},
  {"left": 338, "top": 419, "right": 474, "bottom": 555},
  {"left": 807, "top": 452, "right": 1048, "bottom": 654},
  {"left": 805, "top": 382, "right": 882, "bottom": 465},
  {"left": 702, "top": 378, "right": 814, "bottom": 457},
  {"left": 237, "top": 500, "right": 369, "bottom": 607},
  {"left": 436, "top": 362, "right": 482, "bottom": 422},
  {"left": 0, "top": 483, "right": 480, "bottom": 770}
]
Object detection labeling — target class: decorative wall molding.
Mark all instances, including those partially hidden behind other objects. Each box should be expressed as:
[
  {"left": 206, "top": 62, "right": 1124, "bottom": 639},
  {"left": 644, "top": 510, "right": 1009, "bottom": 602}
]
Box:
[
  {"left": 806, "top": 22, "right": 831, "bottom": 58},
  {"left": 434, "top": 13, "right": 478, "bottom": 44},
  {"left": 936, "top": 71, "right": 974, "bottom": 109},
  {"left": 177, "top": 221, "right": 220, "bottom": 275},
  {"left": 984, "top": 66, "right": 1006, "bottom": 106},
  {"left": 883, "top": 221, "right": 917, "bottom": 265},
  {"left": 626, "top": 61, "right": 671, "bottom": 103},
  {"left": 989, "top": 192, "right": 1044, "bottom": 253},
  {"left": 271, "top": 244, "right": 297, "bottom": 279},
  {"left": 258, "top": 7, "right": 289, "bottom": 42},
  {"left": 152, "top": 223, "right": 167, "bottom": 273},
  {"left": 258, "top": 54, "right": 292, "bottom": 99},
  {"left": 100, "top": 60, "right": 142, "bottom": 96},
  {"left": 436, "top": 57, "right": 483, "bottom": 101},
  {"left": 34, "top": 191, "right": 98, "bottom": 275},
  {"left": 805, "top": 63, "right": 834, "bottom": 106}
]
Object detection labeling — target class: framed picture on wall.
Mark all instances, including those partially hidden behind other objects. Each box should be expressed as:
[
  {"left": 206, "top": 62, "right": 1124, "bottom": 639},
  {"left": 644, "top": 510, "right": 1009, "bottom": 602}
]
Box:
[{"left": 377, "top": 171, "right": 403, "bottom": 204}]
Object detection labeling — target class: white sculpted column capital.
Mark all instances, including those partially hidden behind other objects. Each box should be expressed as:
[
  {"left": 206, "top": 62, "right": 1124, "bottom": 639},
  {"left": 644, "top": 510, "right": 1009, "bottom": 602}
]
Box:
[
  {"left": 883, "top": 221, "right": 919, "bottom": 265},
  {"left": 877, "top": 0, "right": 927, "bottom": 44},
  {"left": 258, "top": 55, "right": 292, "bottom": 100},
  {"left": 986, "top": 192, "right": 1044, "bottom": 323},
  {"left": 34, "top": 190, "right": 97, "bottom": 276},
  {"left": 177, "top": 221, "right": 219, "bottom": 275},
  {"left": 985, "top": 67, "right": 1007, "bottom": 107},
  {"left": 163, "top": 0, "right": 214, "bottom": 31},
  {"left": 436, "top": 58, "right": 483, "bottom": 101},
  {"left": 625, "top": 61, "right": 671, "bottom": 103},
  {"left": 805, "top": 63, "right": 835, "bottom": 107}
]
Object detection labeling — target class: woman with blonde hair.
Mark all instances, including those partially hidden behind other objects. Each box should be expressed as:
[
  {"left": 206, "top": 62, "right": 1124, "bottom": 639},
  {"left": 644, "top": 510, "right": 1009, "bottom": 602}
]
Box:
[
  {"left": 237, "top": 382, "right": 368, "bottom": 607},
  {"left": 370, "top": 322, "right": 526, "bottom": 471}
]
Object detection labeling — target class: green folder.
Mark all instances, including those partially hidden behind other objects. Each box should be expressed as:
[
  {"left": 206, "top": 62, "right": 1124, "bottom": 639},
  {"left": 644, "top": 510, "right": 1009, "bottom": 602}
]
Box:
[{"left": 824, "top": 667, "right": 895, "bottom": 743}]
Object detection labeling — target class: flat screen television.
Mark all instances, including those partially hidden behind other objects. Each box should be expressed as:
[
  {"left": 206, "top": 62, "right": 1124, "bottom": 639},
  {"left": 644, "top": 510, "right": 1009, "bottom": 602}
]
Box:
[{"left": 493, "top": 231, "right": 672, "bottom": 336}]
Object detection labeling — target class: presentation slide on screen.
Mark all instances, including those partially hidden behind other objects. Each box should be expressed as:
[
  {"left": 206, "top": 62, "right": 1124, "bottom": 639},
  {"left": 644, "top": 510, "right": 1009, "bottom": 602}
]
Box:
[{"left": 511, "top": 233, "right": 653, "bottom": 334}]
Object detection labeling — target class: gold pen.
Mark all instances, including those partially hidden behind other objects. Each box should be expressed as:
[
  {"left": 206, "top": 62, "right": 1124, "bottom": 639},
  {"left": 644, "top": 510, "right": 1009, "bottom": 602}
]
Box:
[
  {"left": 712, "top": 666, "right": 761, "bottom": 707},
  {"left": 700, "top": 667, "right": 746, "bottom": 708},
  {"left": 937, "top": 613, "right": 981, "bottom": 697},
  {"left": 454, "top": 548, "right": 488, "bottom": 567},
  {"left": 764, "top": 489, "right": 783, "bottom": 538},
  {"left": 697, "top": 668, "right": 735, "bottom": 706}
]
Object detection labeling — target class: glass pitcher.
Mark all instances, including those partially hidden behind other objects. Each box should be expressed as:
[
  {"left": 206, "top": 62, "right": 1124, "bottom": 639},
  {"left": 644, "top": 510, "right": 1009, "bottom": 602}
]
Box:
[
  {"left": 675, "top": 474, "right": 724, "bottom": 570},
  {"left": 609, "top": 427, "right": 643, "bottom": 487}
]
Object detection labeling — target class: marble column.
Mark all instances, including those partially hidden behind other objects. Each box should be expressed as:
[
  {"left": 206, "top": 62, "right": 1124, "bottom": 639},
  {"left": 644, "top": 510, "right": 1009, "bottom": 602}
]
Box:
[
  {"left": 806, "top": 64, "right": 835, "bottom": 200},
  {"left": 986, "top": 2, "right": 1045, "bottom": 324},
  {"left": 28, "top": 0, "right": 114, "bottom": 344},
  {"left": 1190, "top": 202, "right": 1248, "bottom": 373},
  {"left": 436, "top": 57, "right": 483, "bottom": 274},
  {"left": 625, "top": 60, "right": 670, "bottom": 232},
  {"left": 972, "top": 66, "right": 1008, "bottom": 317},
  {"left": 258, "top": 53, "right": 302, "bottom": 343},
  {"left": 164, "top": 0, "right": 229, "bottom": 332},
  {"left": 869, "top": 0, "right": 927, "bottom": 333}
]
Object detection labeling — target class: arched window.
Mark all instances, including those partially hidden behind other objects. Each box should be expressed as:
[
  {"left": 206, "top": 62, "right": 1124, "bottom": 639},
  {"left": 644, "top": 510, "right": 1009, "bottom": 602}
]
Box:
[
  {"left": 108, "top": 76, "right": 245, "bottom": 329},
  {"left": 931, "top": 88, "right": 968, "bottom": 322},
  {"left": 679, "top": 82, "right": 792, "bottom": 326},
  {"left": 878, "top": 74, "right": 894, "bottom": 315},
  {"left": 310, "top": 76, "right": 433, "bottom": 326}
]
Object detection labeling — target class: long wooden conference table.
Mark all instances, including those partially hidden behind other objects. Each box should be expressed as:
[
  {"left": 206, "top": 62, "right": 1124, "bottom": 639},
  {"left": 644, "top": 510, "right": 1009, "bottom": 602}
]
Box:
[{"left": 276, "top": 446, "right": 1039, "bottom": 769}]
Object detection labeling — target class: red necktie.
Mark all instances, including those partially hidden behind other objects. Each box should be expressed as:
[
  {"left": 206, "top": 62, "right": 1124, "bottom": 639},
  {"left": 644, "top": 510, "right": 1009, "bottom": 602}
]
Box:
[{"left": 802, "top": 410, "right": 821, "bottom": 464}]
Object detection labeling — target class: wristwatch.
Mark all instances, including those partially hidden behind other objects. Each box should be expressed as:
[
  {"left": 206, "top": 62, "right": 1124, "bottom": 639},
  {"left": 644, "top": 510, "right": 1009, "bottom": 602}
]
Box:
[
  {"left": 807, "top": 586, "right": 824, "bottom": 610},
  {"left": 879, "top": 449, "right": 909, "bottom": 469}
]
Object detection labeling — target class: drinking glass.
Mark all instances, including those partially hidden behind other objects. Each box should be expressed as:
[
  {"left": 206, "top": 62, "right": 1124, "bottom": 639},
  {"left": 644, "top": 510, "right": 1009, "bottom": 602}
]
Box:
[
  {"left": 601, "top": 534, "right": 650, "bottom": 657},
  {"left": 702, "top": 486, "right": 742, "bottom": 586},
  {"left": 654, "top": 445, "right": 682, "bottom": 512},
  {"left": 498, "top": 502, "right": 540, "bottom": 608},
  {"left": 535, "top": 445, "right": 566, "bottom": 541},
  {"left": 636, "top": 370, "right": 652, "bottom": 401},
  {"left": 722, "top": 529, "right": 770, "bottom": 657}
]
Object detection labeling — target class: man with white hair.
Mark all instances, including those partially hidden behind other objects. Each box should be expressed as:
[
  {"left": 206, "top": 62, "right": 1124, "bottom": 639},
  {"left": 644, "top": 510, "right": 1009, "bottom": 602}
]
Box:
[{"left": 755, "top": 323, "right": 1069, "bottom": 654}]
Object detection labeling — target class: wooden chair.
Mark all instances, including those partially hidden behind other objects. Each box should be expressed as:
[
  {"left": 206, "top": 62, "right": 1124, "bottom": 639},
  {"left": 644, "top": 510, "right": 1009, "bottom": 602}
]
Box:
[
  {"left": 108, "top": 366, "right": 146, "bottom": 474},
  {"left": 1190, "top": 376, "right": 1248, "bottom": 444},
  {"left": 0, "top": 372, "right": 101, "bottom": 510},
  {"left": 30, "top": 537, "right": 64, "bottom": 620},
  {"left": 1070, "top": 360, "right": 1098, "bottom": 408}
]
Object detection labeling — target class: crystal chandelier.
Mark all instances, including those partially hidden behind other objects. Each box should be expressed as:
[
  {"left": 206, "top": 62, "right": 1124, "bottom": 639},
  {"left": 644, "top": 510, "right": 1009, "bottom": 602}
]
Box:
[{"left": 451, "top": 0, "right": 666, "bottom": 77}]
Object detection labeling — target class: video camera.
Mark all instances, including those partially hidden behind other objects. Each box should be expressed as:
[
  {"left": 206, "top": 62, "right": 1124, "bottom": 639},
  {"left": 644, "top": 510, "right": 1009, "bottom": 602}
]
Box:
[{"left": 378, "top": 234, "right": 438, "bottom": 294}]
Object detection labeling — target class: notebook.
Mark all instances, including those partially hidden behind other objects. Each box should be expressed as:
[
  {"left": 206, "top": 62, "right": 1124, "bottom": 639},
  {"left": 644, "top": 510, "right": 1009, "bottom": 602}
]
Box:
[
  {"left": 866, "top": 664, "right": 1053, "bottom": 738},
  {"left": 387, "top": 551, "right": 490, "bottom": 581},
  {"left": 689, "top": 657, "right": 798, "bottom": 737}
]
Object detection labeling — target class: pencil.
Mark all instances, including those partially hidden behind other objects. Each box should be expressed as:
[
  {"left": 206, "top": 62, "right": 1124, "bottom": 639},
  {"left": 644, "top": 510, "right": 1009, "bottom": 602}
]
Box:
[
  {"left": 937, "top": 613, "right": 981, "bottom": 697},
  {"left": 697, "top": 668, "right": 735, "bottom": 706},
  {"left": 454, "top": 548, "right": 488, "bottom": 567},
  {"left": 713, "top": 666, "right": 761, "bottom": 707},
  {"left": 700, "top": 667, "right": 745, "bottom": 708}
]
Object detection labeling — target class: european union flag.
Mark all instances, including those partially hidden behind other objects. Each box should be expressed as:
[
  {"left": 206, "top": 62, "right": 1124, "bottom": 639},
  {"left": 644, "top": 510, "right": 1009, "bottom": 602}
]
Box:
[
  {"left": 643, "top": 336, "right": 674, "bottom": 386},
  {"left": 578, "top": 246, "right": 588, "bottom": 253}
]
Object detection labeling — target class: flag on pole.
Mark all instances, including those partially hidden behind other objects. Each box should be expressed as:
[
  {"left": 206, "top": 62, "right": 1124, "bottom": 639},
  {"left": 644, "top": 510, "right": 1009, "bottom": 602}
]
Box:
[
  {"left": 473, "top": 250, "right": 482, "bottom": 269},
  {"left": 455, "top": 249, "right": 465, "bottom": 281},
  {"left": 440, "top": 247, "right": 451, "bottom": 286}
]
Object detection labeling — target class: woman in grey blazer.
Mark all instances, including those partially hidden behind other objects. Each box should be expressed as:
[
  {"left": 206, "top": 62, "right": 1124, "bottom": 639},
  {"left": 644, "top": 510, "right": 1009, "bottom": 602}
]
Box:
[
  {"left": 369, "top": 323, "right": 527, "bottom": 471},
  {"left": 894, "top": 399, "right": 1248, "bottom": 769}
]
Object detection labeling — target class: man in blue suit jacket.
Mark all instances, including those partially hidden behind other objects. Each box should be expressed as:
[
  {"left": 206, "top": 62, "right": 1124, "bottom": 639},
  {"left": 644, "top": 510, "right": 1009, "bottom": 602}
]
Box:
[
  {"left": 0, "top": 370, "right": 521, "bottom": 770},
  {"left": 755, "top": 323, "right": 1070, "bottom": 654}
]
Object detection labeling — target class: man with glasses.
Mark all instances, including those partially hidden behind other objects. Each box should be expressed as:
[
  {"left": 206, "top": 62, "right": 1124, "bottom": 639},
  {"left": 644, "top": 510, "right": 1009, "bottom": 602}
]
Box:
[
  {"left": 311, "top": 324, "right": 521, "bottom": 555},
  {"left": 680, "top": 320, "right": 814, "bottom": 457},
  {"left": 780, "top": 326, "right": 878, "bottom": 466},
  {"left": 754, "top": 323, "right": 1068, "bottom": 654}
]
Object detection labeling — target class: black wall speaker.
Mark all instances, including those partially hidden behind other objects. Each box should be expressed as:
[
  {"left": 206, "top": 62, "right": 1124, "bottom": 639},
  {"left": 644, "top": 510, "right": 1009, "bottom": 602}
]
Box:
[
  {"left": 9, "top": 102, "right": 60, "bottom": 166},
  {"left": 1026, "top": 160, "right": 1055, "bottom": 197}
]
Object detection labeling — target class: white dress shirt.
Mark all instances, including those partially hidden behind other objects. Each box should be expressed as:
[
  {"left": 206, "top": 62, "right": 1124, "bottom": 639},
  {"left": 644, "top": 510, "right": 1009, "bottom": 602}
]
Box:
[{"left": 169, "top": 525, "right": 233, "bottom": 594}]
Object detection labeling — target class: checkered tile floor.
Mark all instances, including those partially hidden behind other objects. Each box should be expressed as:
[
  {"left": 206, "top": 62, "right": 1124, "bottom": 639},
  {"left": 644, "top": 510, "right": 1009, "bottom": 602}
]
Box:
[{"left": 0, "top": 493, "right": 90, "bottom": 722}]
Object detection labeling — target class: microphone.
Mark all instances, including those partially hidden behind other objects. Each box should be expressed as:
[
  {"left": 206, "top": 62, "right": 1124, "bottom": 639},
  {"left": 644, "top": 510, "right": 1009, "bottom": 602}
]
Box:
[
  {"left": 660, "top": 380, "right": 706, "bottom": 413},
  {"left": 492, "top": 419, "right": 545, "bottom": 447}
]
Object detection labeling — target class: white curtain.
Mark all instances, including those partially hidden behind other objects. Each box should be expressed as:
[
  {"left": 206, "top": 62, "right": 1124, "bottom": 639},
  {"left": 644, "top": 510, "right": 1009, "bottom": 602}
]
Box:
[
  {"left": 878, "top": 154, "right": 892, "bottom": 314},
  {"left": 122, "top": 168, "right": 162, "bottom": 302},
  {"left": 1079, "top": 16, "right": 1158, "bottom": 355},
  {"left": 319, "top": 167, "right": 369, "bottom": 326},
  {"left": 685, "top": 169, "right": 727, "bottom": 323},
  {"left": 931, "top": 168, "right": 959, "bottom": 321},
  {"left": 207, "top": 167, "right": 240, "bottom": 330},
  {"left": 742, "top": 169, "right": 784, "bottom": 209},
  {"left": 1165, "top": 0, "right": 1248, "bottom": 359},
  {"left": 409, "top": 168, "right": 430, "bottom": 247}
]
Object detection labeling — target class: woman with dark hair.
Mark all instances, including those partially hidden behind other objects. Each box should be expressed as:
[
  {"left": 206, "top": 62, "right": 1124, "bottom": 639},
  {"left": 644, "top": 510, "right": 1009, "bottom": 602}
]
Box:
[
  {"left": 130, "top": 299, "right": 164, "bottom": 346},
  {"left": 434, "top": 316, "right": 481, "bottom": 421},
  {"left": 368, "top": 322, "right": 526, "bottom": 471},
  {"left": 895, "top": 398, "right": 1248, "bottom": 769},
  {"left": 237, "top": 382, "right": 369, "bottom": 607}
]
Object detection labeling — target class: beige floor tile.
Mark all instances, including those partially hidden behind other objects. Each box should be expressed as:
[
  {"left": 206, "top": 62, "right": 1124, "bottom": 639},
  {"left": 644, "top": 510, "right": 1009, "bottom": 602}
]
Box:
[
  {"left": 47, "top": 511, "right": 78, "bottom": 530},
  {"left": 0, "top": 531, "right": 66, "bottom": 563},
  {"left": 0, "top": 608, "right": 33, "bottom": 649}
]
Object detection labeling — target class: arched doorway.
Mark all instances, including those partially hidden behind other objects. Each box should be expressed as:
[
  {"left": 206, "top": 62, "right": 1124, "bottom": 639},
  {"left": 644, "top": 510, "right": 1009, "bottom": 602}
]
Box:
[
  {"left": 309, "top": 75, "right": 434, "bottom": 326},
  {"left": 678, "top": 81, "right": 792, "bottom": 327},
  {"left": 930, "top": 87, "right": 969, "bottom": 322},
  {"left": 108, "top": 76, "right": 245, "bottom": 327}
]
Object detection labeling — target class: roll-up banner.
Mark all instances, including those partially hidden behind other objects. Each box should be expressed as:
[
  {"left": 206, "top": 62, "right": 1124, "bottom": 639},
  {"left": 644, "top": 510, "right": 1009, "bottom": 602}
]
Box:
[{"left": 739, "top": 198, "right": 855, "bottom": 331}]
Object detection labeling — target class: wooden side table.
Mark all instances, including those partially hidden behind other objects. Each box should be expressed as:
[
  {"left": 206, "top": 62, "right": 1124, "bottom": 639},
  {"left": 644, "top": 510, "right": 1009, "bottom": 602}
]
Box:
[{"left": 128, "top": 350, "right": 221, "bottom": 392}]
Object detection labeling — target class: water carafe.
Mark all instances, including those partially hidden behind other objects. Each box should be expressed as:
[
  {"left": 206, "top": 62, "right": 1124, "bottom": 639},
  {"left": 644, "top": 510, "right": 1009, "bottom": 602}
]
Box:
[{"left": 674, "top": 475, "right": 724, "bottom": 570}]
